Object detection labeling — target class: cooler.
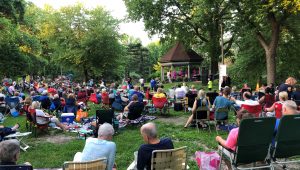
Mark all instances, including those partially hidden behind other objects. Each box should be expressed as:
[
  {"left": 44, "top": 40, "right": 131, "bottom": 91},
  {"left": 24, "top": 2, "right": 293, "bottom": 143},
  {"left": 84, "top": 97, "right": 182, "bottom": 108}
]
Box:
[{"left": 61, "top": 113, "right": 75, "bottom": 124}]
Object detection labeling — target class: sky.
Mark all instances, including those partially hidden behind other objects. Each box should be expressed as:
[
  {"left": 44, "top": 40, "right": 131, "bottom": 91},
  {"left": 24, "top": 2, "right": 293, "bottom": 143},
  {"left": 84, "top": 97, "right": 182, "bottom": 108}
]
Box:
[{"left": 27, "top": 0, "right": 159, "bottom": 46}]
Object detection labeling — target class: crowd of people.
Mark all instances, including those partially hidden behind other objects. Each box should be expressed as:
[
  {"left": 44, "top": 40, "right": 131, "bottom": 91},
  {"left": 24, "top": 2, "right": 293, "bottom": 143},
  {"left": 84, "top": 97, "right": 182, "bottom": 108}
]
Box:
[{"left": 0, "top": 75, "right": 299, "bottom": 169}]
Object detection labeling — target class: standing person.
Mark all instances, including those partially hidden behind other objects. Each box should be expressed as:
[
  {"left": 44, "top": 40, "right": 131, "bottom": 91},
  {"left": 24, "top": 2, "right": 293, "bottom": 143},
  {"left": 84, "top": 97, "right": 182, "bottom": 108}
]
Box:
[
  {"left": 226, "top": 75, "right": 231, "bottom": 87},
  {"left": 139, "top": 77, "right": 145, "bottom": 89},
  {"left": 167, "top": 70, "right": 172, "bottom": 83},
  {"left": 150, "top": 78, "right": 156, "bottom": 91},
  {"left": 128, "top": 122, "right": 174, "bottom": 170},
  {"left": 208, "top": 78, "right": 213, "bottom": 91},
  {"left": 73, "top": 123, "right": 116, "bottom": 170},
  {"left": 221, "top": 76, "right": 227, "bottom": 88},
  {"left": 127, "top": 77, "right": 133, "bottom": 89}
]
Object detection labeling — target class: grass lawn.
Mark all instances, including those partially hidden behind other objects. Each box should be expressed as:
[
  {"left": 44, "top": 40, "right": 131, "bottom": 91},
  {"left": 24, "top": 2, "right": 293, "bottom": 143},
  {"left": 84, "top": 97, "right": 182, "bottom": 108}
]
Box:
[{"left": 1, "top": 81, "right": 232, "bottom": 169}]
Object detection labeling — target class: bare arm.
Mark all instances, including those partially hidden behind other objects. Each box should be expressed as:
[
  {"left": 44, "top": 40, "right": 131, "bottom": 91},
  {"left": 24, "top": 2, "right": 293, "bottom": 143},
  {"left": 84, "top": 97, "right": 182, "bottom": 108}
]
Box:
[
  {"left": 216, "top": 136, "right": 227, "bottom": 148},
  {"left": 191, "top": 100, "right": 197, "bottom": 115},
  {"left": 265, "top": 102, "right": 276, "bottom": 112}
]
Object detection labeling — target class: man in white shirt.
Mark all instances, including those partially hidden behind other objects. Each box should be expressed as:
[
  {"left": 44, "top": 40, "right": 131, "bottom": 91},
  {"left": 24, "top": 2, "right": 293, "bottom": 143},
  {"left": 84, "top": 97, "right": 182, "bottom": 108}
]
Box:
[
  {"left": 175, "top": 84, "right": 186, "bottom": 99},
  {"left": 234, "top": 92, "right": 259, "bottom": 107}
]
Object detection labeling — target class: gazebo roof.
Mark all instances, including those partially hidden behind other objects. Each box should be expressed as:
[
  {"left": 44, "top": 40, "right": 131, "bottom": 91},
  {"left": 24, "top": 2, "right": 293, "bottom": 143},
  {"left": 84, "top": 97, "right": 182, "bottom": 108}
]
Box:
[{"left": 160, "top": 42, "right": 203, "bottom": 64}]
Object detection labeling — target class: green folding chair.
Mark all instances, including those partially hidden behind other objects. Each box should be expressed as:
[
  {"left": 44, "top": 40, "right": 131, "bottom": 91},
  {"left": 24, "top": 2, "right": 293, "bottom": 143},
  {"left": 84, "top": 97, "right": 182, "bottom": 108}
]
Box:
[
  {"left": 271, "top": 114, "right": 300, "bottom": 169},
  {"left": 219, "top": 117, "right": 276, "bottom": 170},
  {"left": 214, "top": 107, "right": 230, "bottom": 134}
]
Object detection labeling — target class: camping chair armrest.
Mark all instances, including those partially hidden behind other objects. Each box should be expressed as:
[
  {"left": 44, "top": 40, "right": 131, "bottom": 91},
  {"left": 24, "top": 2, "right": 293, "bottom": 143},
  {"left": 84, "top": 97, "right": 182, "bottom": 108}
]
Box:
[{"left": 218, "top": 142, "right": 236, "bottom": 154}]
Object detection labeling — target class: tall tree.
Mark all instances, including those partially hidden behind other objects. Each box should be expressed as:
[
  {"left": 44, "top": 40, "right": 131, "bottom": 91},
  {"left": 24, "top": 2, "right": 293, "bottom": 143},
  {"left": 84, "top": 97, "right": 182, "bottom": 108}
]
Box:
[
  {"left": 229, "top": 0, "right": 300, "bottom": 84},
  {"left": 49, "top": 4, "right": 123, "bottom": 81}
]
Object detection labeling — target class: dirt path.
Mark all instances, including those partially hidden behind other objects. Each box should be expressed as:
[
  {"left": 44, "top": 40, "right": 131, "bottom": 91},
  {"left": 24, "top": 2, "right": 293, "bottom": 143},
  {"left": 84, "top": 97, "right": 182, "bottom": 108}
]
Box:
[{"left": 156, "top": 116, "right": 188, "bottom": 126}]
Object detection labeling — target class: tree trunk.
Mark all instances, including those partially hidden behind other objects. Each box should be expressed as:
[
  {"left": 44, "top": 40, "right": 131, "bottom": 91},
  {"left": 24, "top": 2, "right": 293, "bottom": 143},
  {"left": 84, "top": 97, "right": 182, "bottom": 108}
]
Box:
[
  {"left": 256, "top": 13, "right": 280, "bottom": 84},
  {"left": 265, "top": 50, "right": 276, "bottom": 84},
  {"left": 83, "top": 66, "right": 89, "bottom": 82},
  {"left": 209, "top": 23, "right": 220, "bottom": 75}
]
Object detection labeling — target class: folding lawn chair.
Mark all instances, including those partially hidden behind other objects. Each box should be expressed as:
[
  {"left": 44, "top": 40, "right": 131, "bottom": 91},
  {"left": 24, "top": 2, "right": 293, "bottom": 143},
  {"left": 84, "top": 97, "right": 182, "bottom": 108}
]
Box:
[
  {"left": 214, "top": 107, "right": 230, "bottom": 134},
  {"left": 195, "top": 106, "right": 211, "bottom": 133},
  {"left": 96, "top": 109, "right": 114, "bottom": 125},
  {"left": 241, "top": 104, "right": 262, "bottom": 117},
  {"left": 219, "top": 117, "right": 276, "bottom": 170},
  {"left": 271, "top": 115, "right": 300, "bottom": 169},
  {"left": 206, "top": 92, "right": 218, "bottom": 107},
  {"left": 95, "top": 109, "right": 119, "bottom": 133},
  {"left": 63, "top": 158, "right": 107, "bottom": 170},
  {"left": 5, "top": 96, "right": 21, "bottom": 115},
  {"left": 151, "top": 146, "right": 188, "bottom": 170},
  {"left": 152, "top": 97, "right": 169, "bottom": 115}
]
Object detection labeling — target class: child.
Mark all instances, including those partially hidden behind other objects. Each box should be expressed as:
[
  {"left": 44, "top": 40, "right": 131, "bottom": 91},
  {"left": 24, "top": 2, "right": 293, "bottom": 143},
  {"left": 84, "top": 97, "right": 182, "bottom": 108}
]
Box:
[{"left": 207, "top": 78, "right": 213, "bottom": 91}]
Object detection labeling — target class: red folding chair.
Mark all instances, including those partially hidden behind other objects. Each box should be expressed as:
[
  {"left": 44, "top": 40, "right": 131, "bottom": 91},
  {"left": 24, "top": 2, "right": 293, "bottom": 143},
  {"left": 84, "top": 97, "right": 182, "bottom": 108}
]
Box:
[
  {"left": 152, "top": 97, "right": 169, "bottom": 114},
  {"left": 101, "top": 92, "right": 110, "bottom": 108},
  {"left": 89, "top": 93, "right": 98, "bottom": 104},
  {"left": 241, "top": 104, "right": 262, "bottom": 117}
]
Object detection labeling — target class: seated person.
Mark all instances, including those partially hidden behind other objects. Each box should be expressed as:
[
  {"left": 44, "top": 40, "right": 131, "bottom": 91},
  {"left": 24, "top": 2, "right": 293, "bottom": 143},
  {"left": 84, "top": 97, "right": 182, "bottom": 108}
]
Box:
[
  {"left": 184, "top": 90, "right": 211, "bottom": 128},
  {"left": 128, "top": 122, "right": 174, "bottom": 170},
  {"left": 258, "top": 87, "right": 275, "bottom": 109},
  {"left": 50, "top": 94, "right": 62, "bottom": 112},
  {"left": 73, "top": 123, "right": 116, "bottom": 170},
  {"left": 274, "top": 100, "right": 300, "bottom": 133},
  {"left": 128, "top": 86, "right": 144, "bottom": 103},
  {"left": 65, "top": 93, "right": 76, "bottom": 106},
  {"left": 292, "top": 85, "right": 300, "bottom": 107},
  {"left": 0, "top": 139, "right": 31, "bottom": 165},
  {"left": 64, "top": 93, "right": 77, "bottom": 114},
  {"left": 13, "top": 92, "right": 23, "bottom": 103},
  {"left": 153, "top": 88, "right": 166, "bottom": 98},
  {"left": 123, "top": 94, "right": 144, "bottom": 120},
  {"left": 101, "top": 88, "right": 109, "bottom": 104},
  {"left": 216, "top": 110, "right": 254, "bottom": 169},
  {"left": 0, "top": 124, "right": 20, "bottom": 141},
  {"left": 31, "top": 101, "right": 68, "bottom": 131},
  {"left": 175, "top": 84, "right": 186, "bottom": 99},
  {"left": 213, "top": 87, "right": 235, "bottom": 119},
  {"left": 0, "top": 95, "right": 10, "bottom": 115},
  {"left": 189, "top": 85, "right": 198, "bottom": 94},
  {"left": 233, "top": 91, "right": 259, "bottom": 110},
  {"left": 185, "top": 90, "right": 198, "bottom": 108},
  {"left": 39, "top": 90, "right": 51, "bottom": 110},
  {"left": 265, "top": 91, "right": 288, "bottom": 118},
  {"left": 181, "top": 83, "right": 188, "bottom": 94}
]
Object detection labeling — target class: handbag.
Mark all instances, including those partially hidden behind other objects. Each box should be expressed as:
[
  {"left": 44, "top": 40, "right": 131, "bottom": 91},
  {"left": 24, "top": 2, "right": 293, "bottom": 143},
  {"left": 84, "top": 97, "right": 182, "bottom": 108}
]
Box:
[{"left": 195, "top": 151, "right": 220, "bottom": 170}]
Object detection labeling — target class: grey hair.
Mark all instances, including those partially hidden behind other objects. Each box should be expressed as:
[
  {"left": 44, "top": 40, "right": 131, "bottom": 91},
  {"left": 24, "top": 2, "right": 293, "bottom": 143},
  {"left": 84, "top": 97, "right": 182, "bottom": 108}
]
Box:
[
  {"left": 141, "top": 122, "right": 158, "bottom": 139},
  {"left": 0, "top": 139, "right": 20, "bottom": 163},
  {"left": 31, "top": 101, "right": 41, "bottom": 109},
  {"left": 283, "top": 100, "right": 297, "bottom": 111},
  {"left": 98, "top": 123, "right": 115, "bottom": 137}
]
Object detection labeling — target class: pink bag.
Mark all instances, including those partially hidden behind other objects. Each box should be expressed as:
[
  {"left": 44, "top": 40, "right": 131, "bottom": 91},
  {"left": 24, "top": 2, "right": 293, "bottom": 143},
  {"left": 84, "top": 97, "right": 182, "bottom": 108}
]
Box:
[{"left": 195, "top": 151, "right": 220, "bottom": 170}]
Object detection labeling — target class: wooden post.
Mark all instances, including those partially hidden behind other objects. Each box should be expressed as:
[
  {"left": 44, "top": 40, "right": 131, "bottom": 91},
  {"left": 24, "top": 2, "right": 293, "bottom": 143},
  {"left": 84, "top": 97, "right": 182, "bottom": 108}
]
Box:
[{"left": 187, "top": 64, "right": 190, "bottom": 80}]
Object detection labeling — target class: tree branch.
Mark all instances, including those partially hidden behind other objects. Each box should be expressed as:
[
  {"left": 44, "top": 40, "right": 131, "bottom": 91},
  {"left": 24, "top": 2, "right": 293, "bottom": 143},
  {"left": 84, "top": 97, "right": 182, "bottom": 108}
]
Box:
[{"left": 256, "top": 31, "right": 268, "bottom": 50}]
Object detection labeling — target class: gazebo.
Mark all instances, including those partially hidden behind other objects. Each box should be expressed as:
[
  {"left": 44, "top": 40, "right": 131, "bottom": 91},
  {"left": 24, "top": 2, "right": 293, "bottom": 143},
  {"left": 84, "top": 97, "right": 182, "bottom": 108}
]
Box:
[{"left": 159, "top": 42, "right": 203, "bottom": 81}]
